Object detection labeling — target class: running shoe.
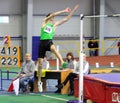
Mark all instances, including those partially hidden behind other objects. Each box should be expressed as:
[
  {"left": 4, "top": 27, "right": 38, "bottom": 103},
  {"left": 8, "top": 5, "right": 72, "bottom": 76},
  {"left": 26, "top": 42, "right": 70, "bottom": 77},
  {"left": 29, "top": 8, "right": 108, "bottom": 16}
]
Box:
[{"left": 38, "top": 81, "right": 43, "bottom": 92}]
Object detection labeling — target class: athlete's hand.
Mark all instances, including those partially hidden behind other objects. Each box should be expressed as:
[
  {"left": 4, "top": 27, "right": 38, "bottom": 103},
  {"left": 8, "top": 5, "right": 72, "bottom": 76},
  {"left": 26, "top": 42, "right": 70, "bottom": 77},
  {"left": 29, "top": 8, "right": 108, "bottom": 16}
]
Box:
[{"left": 65, "top": 7, "right": 71, "bottom": 13}]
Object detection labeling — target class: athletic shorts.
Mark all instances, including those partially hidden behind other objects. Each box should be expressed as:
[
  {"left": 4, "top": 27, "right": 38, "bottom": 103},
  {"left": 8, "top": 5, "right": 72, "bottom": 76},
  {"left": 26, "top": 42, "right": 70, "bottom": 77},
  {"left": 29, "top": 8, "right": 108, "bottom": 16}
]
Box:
[{"left": 38, "top": 40, "right": 53, "bottom": 58}]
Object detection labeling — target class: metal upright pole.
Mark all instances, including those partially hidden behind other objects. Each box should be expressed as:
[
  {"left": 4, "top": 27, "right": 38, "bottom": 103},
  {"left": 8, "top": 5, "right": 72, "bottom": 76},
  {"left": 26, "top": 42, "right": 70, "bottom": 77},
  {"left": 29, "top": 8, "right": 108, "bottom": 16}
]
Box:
[{"left": 79, "top": 14, "right": 84, "bottom": 103}]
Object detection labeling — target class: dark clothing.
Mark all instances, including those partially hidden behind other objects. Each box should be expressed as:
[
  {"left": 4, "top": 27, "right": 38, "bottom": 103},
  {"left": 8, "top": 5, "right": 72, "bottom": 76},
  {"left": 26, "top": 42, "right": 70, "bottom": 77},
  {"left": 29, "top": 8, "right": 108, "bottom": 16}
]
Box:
[
  {"left": 88, "top": 41, "right": 96, "bottom": 56},
  {"left": 19, "top": 76, "right": 31, "bottom": 92},
  {"left": 118, "top": 42, "right": 120, "bottom": 54},
  {"left": 94, "top": 41, "right": 98, "bottom": 56},
  {"left": 28, "top": 78, "right": 34, "bottom": 92},
  {"left": 88, "top": 40, "right": 98, "bottom": 56},
  {"left": 88, "top": 41, "right": 95, "bottom": 48},
  {"left": 57, "top": 60, "right": 90, "bottom": 94},
  {"left": 55, "top": 59, "right": 76, "bottom": 93},
  {"left": 38, "top": 40, "right": 53, "bottom": 58},
  {"left": 62, "top": 59, "right": 90, "bottom": 91},
  {"left": 63, "top": 72, "right": 78, "bottom": 91}
]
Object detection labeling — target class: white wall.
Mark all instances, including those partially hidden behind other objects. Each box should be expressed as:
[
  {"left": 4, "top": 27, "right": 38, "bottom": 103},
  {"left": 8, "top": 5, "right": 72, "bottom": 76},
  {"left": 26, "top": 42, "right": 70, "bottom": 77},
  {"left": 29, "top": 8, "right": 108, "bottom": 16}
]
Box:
[
  {"left": 0, "top": 0, "right": 22, "bottom": 15},
  {"left": 106, "top": 0, "right": 120, "bottom": 14},
  {"left": 104, "top": 18, "right": 120, "bottom": 37},
  {"left": 33, "top": 0, "right": 92, "bottom": 15},
  {"left": 0, "top": 16, "right": 22, "bottom": 37},
  {"left": 105, "top": 0, "right": 120, "bottom": 37}
]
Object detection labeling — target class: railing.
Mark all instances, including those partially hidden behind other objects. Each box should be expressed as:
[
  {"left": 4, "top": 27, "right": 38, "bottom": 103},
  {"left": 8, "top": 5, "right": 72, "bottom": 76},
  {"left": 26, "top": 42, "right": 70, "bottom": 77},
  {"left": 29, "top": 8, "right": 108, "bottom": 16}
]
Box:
[
  {"left": 0, "top": 70, "right": 18, "bottom": 91},
  {"left": 53, "top": 38, "right": 120, "bottom": 58}
]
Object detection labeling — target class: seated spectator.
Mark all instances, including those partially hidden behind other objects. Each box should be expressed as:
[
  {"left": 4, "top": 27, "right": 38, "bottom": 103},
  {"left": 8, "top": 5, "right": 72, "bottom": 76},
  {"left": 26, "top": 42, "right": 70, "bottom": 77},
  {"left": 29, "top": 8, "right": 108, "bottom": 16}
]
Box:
[
  {"left": 56, "top": 53, "right": 90, "bottom": 96},
  {"left": 65, "top": 52, "right": 77, "bottom": 69},
  {"left": 14, "top": 53, "right": 35, "bottom": 93},
  {"left": 55, "top": 52, "right": 77, "bottom": 93}
]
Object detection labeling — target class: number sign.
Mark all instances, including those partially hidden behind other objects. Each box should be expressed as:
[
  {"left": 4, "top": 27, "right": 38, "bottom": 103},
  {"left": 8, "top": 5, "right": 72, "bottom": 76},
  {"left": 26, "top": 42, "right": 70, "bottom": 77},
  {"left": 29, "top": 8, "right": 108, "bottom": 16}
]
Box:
[{"left": 0, "top": 46, "right": 20, "bottom": 67}]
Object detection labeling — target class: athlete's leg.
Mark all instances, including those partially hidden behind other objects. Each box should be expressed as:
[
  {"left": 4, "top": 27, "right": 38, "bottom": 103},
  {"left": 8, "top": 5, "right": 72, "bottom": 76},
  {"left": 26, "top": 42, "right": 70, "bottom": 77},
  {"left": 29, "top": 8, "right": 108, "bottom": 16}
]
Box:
[
  {"left": 37, "top": 58, "right": 43, "bottom": 92},
  {"left": 37, "top": 40, "right": 47, "bottom": 92},
  {"left": 50, "top": 44, "right": 68, "bottom": 68},
  {"left": 50, "top": 44, "right": 64, "bottom": 65},
  {"left": 38, "top": 58, "right": 43, "bottom": 81}
]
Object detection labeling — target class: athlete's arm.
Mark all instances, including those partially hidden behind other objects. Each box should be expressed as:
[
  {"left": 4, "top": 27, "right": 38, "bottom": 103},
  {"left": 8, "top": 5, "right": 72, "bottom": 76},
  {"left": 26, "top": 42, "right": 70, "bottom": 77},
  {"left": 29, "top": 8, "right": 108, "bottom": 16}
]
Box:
[
  {"left": 54, "top": 4, "right": 79, "bottom": 27},
  {"left": 43, "top": 7, "right": 71, "bottom": 23}
]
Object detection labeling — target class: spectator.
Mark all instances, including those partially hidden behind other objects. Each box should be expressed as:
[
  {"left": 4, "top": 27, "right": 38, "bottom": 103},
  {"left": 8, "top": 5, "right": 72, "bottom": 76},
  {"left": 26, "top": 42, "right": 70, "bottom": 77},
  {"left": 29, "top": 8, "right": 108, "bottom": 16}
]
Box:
[
  {"left": 56, "top": 53, "right": 90, "bottom": 96},
  {"left": 88, "top": 39, "right": 96, "bottom": 56},
  {"left": 94, "top": 39, "right": 99, "bottom": 56},
  {"left": 66, "top": 52, "right": 77, "bottom": 69},
  {"left": 14, "top": 53, "right": 35, "bottom": 93},
  {"left": 55, "top": 52, "right": 77, "bottom": 93},
  {"left": 118, "top": 41, "right": 120, "bottom": 54}
]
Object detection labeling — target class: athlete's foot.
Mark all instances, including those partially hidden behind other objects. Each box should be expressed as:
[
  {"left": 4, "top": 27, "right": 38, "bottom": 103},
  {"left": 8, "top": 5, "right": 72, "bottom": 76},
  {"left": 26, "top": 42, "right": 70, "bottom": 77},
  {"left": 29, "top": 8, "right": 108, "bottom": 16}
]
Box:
[
  {"left": 62, "top": 62, "right": 68, "bottom": 69},
  {"left": 38, "top": 81, "right": 43, "bottom": 92}
]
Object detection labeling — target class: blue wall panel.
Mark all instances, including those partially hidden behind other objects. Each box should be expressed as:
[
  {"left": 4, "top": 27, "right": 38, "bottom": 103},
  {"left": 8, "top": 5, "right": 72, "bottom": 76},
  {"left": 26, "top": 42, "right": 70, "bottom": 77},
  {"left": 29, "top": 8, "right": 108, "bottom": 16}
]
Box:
[{"left": 32, "top": 36, "right": 40, "bottom": 61}]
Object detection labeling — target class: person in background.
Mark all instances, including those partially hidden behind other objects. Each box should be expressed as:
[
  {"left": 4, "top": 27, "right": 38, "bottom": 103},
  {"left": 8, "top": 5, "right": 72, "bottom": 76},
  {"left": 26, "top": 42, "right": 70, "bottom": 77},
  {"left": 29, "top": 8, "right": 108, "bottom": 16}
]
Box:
[
  {"left": 56, "top": 53, "right": 90, "bottom": 96},
  {"left": 88, "top": 39, "right": 96, "bottom": 56},
  {"left": 37, "top": 5, "right": 79, "bottom": 92},
  {"left": 66, "top": 52, "right": 77, "bottom": 69},
  {"left": 118, "top": 41, "right": 120, "bottom": 55},
  {"left": 55, "top": 52, "right": 77, "bottom": 93},
  {"left": 15, "top": 53, "right": 35, "bottom": 93},
  {"left": 94, "top": 39, "right": 99, "bottom": 56}
]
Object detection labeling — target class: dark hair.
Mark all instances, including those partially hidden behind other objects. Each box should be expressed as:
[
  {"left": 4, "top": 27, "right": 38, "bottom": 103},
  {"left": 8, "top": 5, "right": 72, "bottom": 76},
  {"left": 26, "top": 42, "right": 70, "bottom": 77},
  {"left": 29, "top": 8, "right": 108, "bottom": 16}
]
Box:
[
  {"left": 46, "top": 13, "right": 52, "bottom": 17},
  {"left": 66, "top": 52, "right": 74, "bottom": 60}
]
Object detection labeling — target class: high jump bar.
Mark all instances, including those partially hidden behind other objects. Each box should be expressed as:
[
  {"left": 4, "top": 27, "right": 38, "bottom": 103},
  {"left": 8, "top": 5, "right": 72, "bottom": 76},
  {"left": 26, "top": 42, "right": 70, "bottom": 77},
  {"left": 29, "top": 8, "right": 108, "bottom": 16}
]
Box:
[{"left": 81, "top": 14, "right": 120, "bottom": 19}]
